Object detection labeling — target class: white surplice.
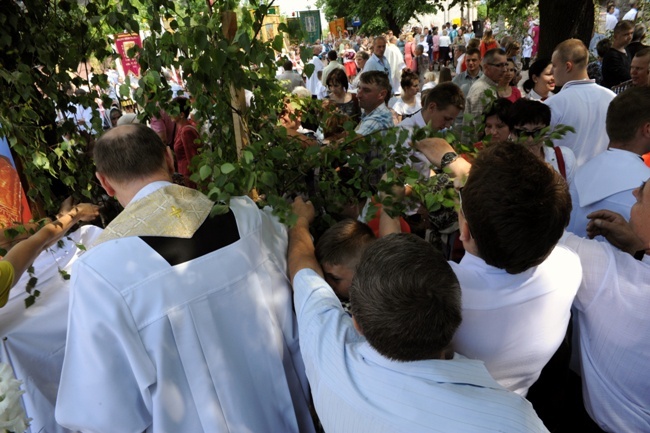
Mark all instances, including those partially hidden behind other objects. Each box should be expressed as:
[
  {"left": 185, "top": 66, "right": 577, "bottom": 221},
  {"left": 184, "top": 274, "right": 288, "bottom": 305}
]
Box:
[{"left": 56, "top": 185, "right": 315, "bottom": 433}]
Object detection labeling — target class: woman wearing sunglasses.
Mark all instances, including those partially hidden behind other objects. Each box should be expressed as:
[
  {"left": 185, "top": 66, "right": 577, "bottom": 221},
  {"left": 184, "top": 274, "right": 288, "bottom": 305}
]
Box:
[{"left": 509, "top": 99, "right": 576, "bottom": 184}]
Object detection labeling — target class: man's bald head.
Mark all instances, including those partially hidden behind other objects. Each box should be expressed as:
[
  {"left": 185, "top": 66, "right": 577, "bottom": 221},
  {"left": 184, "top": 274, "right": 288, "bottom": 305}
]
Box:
[{"left": 94, "top": 124, "right": 169, "bottom": 182}]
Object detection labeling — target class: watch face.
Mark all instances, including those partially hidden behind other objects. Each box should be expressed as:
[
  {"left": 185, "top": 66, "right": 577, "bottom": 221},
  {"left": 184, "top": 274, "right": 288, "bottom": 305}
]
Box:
[{"left": 441, "top": 152, "right": 458, "bottom": 167}]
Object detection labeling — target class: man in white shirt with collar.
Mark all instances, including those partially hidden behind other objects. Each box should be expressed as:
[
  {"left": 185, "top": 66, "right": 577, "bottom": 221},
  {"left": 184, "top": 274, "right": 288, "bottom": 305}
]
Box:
[
  {"left": 413, "top": 139, "right": 581, "bottom": 397},
  {"left": 362, "top": 36, "right": 392, "bottom": 89},
  {"left": 398, "top": 82, "right": 465, "bottom": 178},
  {"left": 568, "top": 86, "right": 650, "bottom": 237},
  {"left": 546, "top": 39, "right": 616, "bottom": 166},
  {"left": 56, "top": 125, "right": 316, "bottom": 433},
  {"left": 386, "top": 36, "right": 406, "bottom": 95},
  {"left": 622, "top": 2, "right": 638, "bottom": 21},
  {"left": 288, "top": 198, "right": 549, "bottom": 433},
  {"left": 562, "top": 178, "right": 650, "bottom": 433},
  {"left": 306, "top": 44, "right": 325, "bottom": 98}
]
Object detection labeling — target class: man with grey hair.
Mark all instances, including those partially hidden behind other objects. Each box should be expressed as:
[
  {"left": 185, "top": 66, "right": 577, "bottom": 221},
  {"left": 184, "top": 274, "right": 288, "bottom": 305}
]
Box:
[{"left": 462, "top": 48, "right": 507, "bottom": 140}]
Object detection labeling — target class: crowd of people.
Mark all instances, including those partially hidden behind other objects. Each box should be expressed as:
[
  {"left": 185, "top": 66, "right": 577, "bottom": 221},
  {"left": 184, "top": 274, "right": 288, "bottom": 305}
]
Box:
[{"left": 2, "top": 5, "right": 650, "bottom": 433}]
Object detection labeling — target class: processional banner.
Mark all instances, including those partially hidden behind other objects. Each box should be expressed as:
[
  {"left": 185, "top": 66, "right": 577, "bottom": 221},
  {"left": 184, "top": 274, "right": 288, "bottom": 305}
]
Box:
[
  {"left": 299, "top": 10, "right": 322, "bottom": 44},
  {"left": 115, "top": 33, "right": 143, "bottom": 78}
]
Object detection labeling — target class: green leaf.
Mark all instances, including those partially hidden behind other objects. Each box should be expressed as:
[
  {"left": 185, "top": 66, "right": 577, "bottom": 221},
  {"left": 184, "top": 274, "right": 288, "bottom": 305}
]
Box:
[
  {"left": 210, "top": 203, "right": 230, "bottom": 216},
  {"left": 220, "top": 163, "right": 235, "bottom": 174},
  {"left": 199, "top": 165, "right": 212, "bottom": 180},
  {"left": 272, "top": 34, "right": 284, "bottom": 52},
  {"left": 303, "top": 63, "right": 315, "bottom": 79}
]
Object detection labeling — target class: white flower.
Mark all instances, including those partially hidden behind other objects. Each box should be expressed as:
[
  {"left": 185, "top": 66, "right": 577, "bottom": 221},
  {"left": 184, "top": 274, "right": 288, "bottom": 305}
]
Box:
[{"left": 0, "top": 363, "right": 30, "bottom": 433}]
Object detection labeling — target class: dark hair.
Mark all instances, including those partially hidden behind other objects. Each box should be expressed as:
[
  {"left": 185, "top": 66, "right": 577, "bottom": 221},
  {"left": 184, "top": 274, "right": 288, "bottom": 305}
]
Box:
[
  {"left": 94, "top": 124, "right": 168, "bottom": 182},
  {"left": 438, "top": 67, "right": 452, "bottom": 83},
  {"left": 467, "top": 38, "right": 481, "bottom": 50},
  {"left": 607, "top": 86, "right": 650, "bottom": 143},
  {"left": 315, "top": 219, "right": 376, "bottom": 267},
  {"left": 596, "top": 38, "right": 612, "bottom": 58},
  {"left": 633, "top": 24, "right": 647, "bottom": 42},
  {"left": 422, "top": 82, "right": 465, "bottom": 111},
  {"left": 482, "top": 98, "right": 512, "bottom": 124},
  {"left": 172, "top": 96, "right": 191, "bottom": 117},
  {"left": 465, "top": 47, "right": 481, "bottom": 58},
  {"left": 326, "top": 68, "right": 349, "bottom": 91},
  {"left": 359, "top": 70, "right": 392, "bottom": 96},
  {"left": 327, "top": 50, "right": 338, "bottom": 61},
  {"left": 635, "top": 46, "right": 650, "bottom": 59},
  {"left": 614, "top": 20, "right": 635, "bottom": 35},
  {"left": 350, "top": 233, "right": 462, "bottom": 361},
  {"left": 400, "top": 69, "right": 419, "bottom": 89},
  {"left": 523, "top": 58, "right": 552, "bottom": 93},
  {"left": 509, "top": 99, "right": 551, "bottom": 129},
  {"left": 461, "top": 143, "right": 571, "bottom": 274},
  {"left": 283, "top": 60, "right": 293, "bottom": 71}
]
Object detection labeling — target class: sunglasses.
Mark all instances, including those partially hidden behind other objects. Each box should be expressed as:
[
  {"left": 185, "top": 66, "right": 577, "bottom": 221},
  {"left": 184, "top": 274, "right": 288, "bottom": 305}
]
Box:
[{"left": 514, "top": 127, "right": 545, "bottom": 137}]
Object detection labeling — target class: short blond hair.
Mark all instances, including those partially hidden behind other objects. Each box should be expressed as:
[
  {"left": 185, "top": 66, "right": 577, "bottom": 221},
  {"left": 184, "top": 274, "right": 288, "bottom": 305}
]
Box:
[{"left": 554, "top": 39, "right": 589, "bottom": 69}]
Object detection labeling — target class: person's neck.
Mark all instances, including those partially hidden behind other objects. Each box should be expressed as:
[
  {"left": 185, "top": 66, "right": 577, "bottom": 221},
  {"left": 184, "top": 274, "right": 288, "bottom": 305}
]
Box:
[
  {"left": 364, "top": 103, "right": 384, "bottom": 113},
  {"left": 534, "top": 86, "right": 549, "bottom": 98},
  {"left": 566, "top": 72, "right": 589, "bottom": 82},
  {"left": 610, "top": 139, "right": 650, "bottom": 156},
  {"left": 401, "top": 93, "right": 416, "bottom": 104},
  {"left": 331, "top": 92, "right": 346, "bottom": 103},
  {"left": 613, "top": 43, "right": 627, "bottom": 53},
  {"left": 467, "top": 69, "right": 479, "bottom": 77},
  {"left": 116, "top": 174, "right": 173, "bottom": 207}
]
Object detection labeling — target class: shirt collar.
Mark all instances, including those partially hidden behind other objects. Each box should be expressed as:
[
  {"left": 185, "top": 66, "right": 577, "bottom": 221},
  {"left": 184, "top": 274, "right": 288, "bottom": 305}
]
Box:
[{"left": 128, "top": 180, "right": 173, "bottom": 206}]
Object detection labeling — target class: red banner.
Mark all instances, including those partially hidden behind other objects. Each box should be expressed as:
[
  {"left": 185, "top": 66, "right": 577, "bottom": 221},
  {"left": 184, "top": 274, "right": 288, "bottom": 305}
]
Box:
[{"left": 115, "top": 33, "right": 143, "bottom": 77}]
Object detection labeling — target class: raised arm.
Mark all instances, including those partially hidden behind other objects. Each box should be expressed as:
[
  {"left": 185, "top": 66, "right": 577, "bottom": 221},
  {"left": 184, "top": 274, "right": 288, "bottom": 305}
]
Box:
[
  {"left": 288, "top": 197, "right": 323, "bottom": 283},
  {"left": 414, "top": 137, "right": 471, "bottom": 187},
  {"left": 2, "top": 203, "right": 99, "bottom": 294}
]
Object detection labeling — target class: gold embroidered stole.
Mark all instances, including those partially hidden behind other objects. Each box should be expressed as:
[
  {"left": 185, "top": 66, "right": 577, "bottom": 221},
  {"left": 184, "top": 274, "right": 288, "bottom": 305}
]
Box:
[{"left": 94, "top": 185, "right": 213, "bottom": 246}]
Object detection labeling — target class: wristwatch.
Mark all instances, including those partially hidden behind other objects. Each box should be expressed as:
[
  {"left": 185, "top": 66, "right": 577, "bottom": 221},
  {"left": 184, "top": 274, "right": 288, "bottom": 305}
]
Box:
[{"left": 440, "top": 151, "right": 459, "bottom": 169}]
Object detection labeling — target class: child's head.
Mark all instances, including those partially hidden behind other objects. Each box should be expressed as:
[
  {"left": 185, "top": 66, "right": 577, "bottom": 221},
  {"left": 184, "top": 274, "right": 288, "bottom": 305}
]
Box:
[{"left": 315, "top": 219, "right": 376, "bottom": 299}]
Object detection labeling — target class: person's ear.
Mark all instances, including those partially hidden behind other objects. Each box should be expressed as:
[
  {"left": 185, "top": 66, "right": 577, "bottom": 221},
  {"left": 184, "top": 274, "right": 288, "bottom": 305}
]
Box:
[
  {"left": 352, "top": 316, "right": 364, "bottom": 336},
  {"left": 458, "top": 216, "right": 472, "bottom": 243},
  {"left": 565, "top": 61, "right": 573, "bottom": 74},
  {"left": 96, "top": 172, "right": 116, "bottom": 197}
]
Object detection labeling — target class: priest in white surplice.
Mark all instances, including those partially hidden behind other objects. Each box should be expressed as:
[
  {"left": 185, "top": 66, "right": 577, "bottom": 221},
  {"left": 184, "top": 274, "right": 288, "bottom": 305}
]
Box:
[{"left": 55, "top": 124, "right": 316, "bottom": 433}]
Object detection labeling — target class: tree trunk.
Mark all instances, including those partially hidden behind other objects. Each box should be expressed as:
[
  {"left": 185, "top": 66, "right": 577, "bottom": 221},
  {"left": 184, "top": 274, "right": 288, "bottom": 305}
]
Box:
[
  {"left": 538, "top": 0, "right": 595, "bottom": 58},
  {"left": 386, "top": 14, "right": 401, "bottom": 37}
]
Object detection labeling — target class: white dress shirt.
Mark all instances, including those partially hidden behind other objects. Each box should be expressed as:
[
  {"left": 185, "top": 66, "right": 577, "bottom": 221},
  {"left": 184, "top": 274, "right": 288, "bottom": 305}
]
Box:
[
  {"left": 560, "top": 232, "right": 650, "bottom": 433},
  {"left": 450, "top": 246, "right": 582, "bottom": 396},
  {"left": 293, "top": 268, "right": 550, "bottom": 433},
  {"left": 545, "top": 79, "right": 616, "bottom": 166},
  {"left": 567, "top": 148, "right": 650, "bottom": 237}
]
